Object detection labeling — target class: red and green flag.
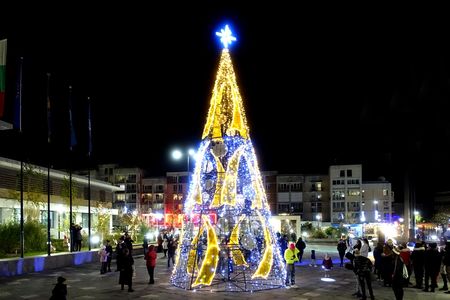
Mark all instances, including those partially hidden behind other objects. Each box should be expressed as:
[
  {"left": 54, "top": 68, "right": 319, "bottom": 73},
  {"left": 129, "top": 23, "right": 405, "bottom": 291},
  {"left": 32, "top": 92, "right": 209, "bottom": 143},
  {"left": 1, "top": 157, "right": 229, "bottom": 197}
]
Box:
[{"left": 0, "top": 39, "right": 7, "bottom": 118}]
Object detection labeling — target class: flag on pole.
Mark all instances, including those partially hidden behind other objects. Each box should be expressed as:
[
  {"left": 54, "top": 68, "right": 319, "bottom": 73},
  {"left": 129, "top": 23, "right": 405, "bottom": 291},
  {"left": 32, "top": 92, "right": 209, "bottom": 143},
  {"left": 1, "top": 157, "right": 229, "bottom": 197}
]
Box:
[
  {"left": 14, "top": 57, "right": 23, "bottom": 132},
  {"left": 68, "top": 86, "right": 77, "bottom": 150},
  {"left": 87, "top": 96, "right": 92, "bottom": 157},
  {"left": 0, "top": 39, "right": 7, "bottom": 118}
]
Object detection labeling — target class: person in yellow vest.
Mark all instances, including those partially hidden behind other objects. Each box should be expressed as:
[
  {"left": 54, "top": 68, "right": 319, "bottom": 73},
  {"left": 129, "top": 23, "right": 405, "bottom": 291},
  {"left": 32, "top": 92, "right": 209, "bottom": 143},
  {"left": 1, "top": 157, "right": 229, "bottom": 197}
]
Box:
[{"left": 284, "top": 242, "right": 300, "bottom": 287}]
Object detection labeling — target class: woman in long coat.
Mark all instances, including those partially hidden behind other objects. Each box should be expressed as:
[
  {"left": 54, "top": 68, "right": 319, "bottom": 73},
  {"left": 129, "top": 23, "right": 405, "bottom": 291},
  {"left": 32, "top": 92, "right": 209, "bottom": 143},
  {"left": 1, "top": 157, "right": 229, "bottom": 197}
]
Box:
[{"left": 119, "top": 248, "right": 134, "bottom": 292}]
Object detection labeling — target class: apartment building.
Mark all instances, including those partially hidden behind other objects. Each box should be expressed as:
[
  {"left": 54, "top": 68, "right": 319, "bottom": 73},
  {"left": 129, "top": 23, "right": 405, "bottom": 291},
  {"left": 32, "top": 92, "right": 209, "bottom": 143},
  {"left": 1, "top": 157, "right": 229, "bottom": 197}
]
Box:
[
  {"left": 276, "top": 175, "right": 303, "bottom": 215},
  {"left": 330, "top": 164, "right": 363, "bottom": 223},
  {"left": 96, "top": 164, "right": 143, "bottom": 212},
  {"left": 302, "top": 174, "right": 330, "bottom": 222},
  {"left": 261, "top": 171, "right": 278, "bottom": 214},
  {"left": 362, "top": 181, "right": 393, "bottom": 222}
]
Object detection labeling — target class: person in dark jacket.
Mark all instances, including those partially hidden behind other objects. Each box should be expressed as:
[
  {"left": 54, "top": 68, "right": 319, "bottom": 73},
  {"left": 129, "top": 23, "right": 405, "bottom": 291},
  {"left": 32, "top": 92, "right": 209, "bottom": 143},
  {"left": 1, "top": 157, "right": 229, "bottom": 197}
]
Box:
[
  {"left": 105, "top": 240, "right": 113, "bottom": 272},
  {"left": 354, "top": 249, "right": 374, "bottom": 300},
  {"left": 337, "top": 238, "right": 347, "bottom": 267},
  {"left": 167, "top": 237, "right": 177, "bottom": 268},
  {"left": 443, "top": 241, "right": 450, "bottom": 294},
  {"left": 392, "top": 247, "right": 405, "bottom": 300},
  {"left": 295, "top": 237, "right": 306, "bottom": 263},
  {"left": 410, "top": 241, "right": 425, "bottom": 289},
  {"left": 373, "top": 242, "right": 384, "bottom": 280},
  {"left": 424, "top": 242, "right": 441, "bottom": 292},
  {"left": 50, "top": 276, "right": 67, "bottom": 300},
  {"left": 381, "top": 240, "right": 394, "bottom": 287}
]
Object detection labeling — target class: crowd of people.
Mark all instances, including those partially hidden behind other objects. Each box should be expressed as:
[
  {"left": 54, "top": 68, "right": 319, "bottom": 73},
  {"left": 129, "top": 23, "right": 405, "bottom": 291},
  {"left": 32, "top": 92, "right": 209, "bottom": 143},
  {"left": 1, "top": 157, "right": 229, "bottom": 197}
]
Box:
[{"left": 277, "top": 232, "right": 450, "bottom": 300}]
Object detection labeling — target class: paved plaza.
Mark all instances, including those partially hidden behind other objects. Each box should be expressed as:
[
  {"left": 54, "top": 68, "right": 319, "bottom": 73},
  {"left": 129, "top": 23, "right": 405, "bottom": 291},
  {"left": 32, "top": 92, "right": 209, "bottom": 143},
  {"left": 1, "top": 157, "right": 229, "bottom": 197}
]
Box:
[{"left": 0, "top": 248, "right": 448, "bottom": 299}]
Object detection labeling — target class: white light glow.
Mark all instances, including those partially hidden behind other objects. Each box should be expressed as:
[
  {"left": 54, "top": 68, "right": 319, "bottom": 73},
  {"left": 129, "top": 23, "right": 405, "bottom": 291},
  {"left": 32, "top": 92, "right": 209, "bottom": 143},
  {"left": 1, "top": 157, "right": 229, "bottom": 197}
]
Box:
[
  {"left": 360, "top": 211, "right": 366, "bottom": 222},
  {"left": 91, "top": 235, "right": 100, "bottom": 244},
  {"left": 321, "top": 277, "right": 336, "bottom": 282},
  {"left": 172, "top": 149, "right": 182, "bottom": 160},
  {"left": 153, "top": 213, "right": 164, "bottom": 220}
]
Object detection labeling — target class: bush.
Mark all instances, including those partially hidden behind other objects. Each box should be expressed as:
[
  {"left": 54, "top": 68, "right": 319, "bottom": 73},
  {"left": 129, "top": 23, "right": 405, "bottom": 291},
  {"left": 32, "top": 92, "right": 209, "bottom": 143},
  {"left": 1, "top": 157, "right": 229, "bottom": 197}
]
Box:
[
  {"left": 0, "top": 221, "right": 47, "bottom": 255},
  {"left": 24, "top": 221, "right": 47, "bottom": 252},
  {"left": 325, "top": 227, "right": 335, "bottom": 237},
  {"left": 311, "top": 228, "right": 327, "bottom": 239},
  {"left": 51, "top": 239, "right": 66, "bottom": 252},
  {"left": 0, "top": 222, "right": 20, "bottom": 255}
]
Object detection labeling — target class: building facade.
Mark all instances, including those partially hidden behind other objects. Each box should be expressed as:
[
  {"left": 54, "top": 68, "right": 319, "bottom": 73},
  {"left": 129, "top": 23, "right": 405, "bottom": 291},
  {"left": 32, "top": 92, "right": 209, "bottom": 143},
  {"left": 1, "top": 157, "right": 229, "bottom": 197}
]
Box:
[{"left": 0, "top": 157, "right": 120, "bottom": 257}]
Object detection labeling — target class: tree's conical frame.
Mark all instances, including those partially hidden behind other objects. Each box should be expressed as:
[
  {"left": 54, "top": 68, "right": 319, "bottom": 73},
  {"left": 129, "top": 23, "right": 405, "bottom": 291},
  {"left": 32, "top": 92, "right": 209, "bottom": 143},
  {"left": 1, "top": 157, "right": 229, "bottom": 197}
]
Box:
[{"left": 170, "top": 48, "right": 286, "bottom": 292}]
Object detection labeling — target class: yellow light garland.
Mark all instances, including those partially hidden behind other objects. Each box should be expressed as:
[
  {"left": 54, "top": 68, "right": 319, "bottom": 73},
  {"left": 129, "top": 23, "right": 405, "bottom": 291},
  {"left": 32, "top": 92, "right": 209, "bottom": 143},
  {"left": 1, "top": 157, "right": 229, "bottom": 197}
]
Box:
[
  {"left": 251, "top": 211, "right": 273, "bottom": 279},
  {"left": 192, "top": 216, "right": 220, "bottom": 287},
  {"left": 229, "top": 215, "right": 248, "bottom": 267}
]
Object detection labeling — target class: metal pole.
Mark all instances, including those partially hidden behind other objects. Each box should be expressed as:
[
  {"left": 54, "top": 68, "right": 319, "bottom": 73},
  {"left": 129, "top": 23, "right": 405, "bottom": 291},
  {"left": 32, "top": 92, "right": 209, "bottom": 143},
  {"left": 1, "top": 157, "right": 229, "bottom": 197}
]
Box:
[
  {"left": 47, "top": 160, "right": 51, "bottom": 256},
  {"left": 20, "top": 160, "right": 24, "bottom": 258},
  {"left": 47, "top": 74, "right": 51, "bottom": 256},
  {"left": 88, "top": 169, "right": 91, "bottom": 250}
]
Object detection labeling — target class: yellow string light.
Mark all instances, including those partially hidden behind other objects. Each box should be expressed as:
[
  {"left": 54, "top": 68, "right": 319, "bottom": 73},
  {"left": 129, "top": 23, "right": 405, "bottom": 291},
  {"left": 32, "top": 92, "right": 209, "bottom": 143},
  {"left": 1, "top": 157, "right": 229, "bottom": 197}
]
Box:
[
  {"left": 202, "top": 49, "right": 249, "bottom": 140},
  {"left": 210, "top": 153, "right": 226, "bottom": 207},
  {"left": 220, "top": 145, "right": 245, "bottom": 206}
]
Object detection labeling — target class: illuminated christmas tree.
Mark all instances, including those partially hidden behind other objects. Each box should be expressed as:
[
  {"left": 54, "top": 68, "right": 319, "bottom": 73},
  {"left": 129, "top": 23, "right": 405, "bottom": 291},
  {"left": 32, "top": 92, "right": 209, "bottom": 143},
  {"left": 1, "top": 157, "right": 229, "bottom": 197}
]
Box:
[{"left": 171, "top": 25, "right": 286, "bottom": 292}]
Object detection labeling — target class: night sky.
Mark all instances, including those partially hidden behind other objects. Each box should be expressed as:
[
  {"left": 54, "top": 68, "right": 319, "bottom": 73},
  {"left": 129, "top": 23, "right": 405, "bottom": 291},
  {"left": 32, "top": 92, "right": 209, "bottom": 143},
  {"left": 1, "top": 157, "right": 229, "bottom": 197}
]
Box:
[{"left": 1, "top": 5, "right": 449, "bottom": 216}]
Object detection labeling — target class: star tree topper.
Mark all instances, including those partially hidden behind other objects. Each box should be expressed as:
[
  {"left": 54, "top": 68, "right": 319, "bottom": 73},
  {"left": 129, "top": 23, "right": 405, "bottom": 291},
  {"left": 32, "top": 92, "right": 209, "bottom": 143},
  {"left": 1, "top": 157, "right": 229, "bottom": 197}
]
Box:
[{"left": 216, "top": 25, "right": 237, "bottom": 48}]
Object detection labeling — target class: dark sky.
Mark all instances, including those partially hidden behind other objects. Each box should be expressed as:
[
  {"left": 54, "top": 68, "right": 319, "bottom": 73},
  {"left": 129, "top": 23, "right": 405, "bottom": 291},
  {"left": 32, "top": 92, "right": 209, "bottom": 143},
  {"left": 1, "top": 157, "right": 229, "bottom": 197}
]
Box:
[{"left": 1, "top": 5, "right": 450, "bottom": 214}]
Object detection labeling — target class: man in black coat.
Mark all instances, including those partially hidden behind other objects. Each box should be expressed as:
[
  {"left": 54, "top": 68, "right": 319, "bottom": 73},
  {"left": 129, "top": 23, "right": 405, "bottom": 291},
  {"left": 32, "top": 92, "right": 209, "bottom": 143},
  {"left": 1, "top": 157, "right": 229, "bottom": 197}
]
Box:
[
  {"left": 423, "top": 242, "right": 441, "bottom": 292},
  {"left": 337, "top": 237, "right": 347, "bottom": 267},
  {"left": 410, "top": 241, "right": 425, "bottom": 289},
  {"left": 295, "top": 237, "right": 306, "bottom": 263}
]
